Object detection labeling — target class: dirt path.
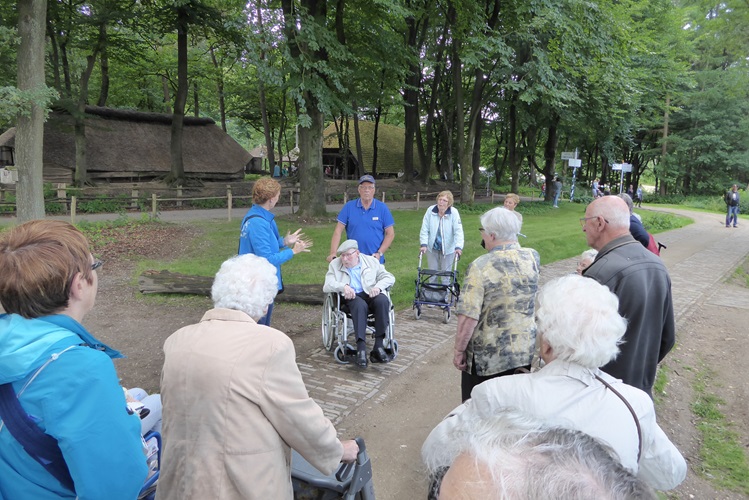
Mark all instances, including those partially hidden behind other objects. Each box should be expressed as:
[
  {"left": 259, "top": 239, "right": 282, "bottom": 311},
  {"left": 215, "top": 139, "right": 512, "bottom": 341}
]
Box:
[{"left": 79, "top": 206, "right": 749, "bottom": 499}]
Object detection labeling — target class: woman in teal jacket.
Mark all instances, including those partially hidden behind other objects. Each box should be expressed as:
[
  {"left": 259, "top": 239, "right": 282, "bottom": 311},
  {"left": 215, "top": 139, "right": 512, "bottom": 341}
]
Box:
[
  {"left": 238, "top": 177, "right": 310, "bottom": 326},
  {"left": 0, "top": 220, "right": 147, "bottom": 499}
]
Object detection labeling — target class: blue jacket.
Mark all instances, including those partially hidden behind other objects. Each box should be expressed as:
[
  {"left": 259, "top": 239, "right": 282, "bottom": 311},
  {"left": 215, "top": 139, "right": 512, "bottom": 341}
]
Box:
[
  {"left": 239, "top": 205, "right": 292, "bottom": 290},
  {"left": 419, "top": 205, "right": 464, "bottom": 255},
  {"left": 0, "top": 314, "right": 148, "bottom": 499}
]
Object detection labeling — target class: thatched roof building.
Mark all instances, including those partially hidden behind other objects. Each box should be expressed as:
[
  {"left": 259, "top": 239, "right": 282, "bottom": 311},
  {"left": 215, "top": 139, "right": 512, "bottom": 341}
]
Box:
[
  {"left": 0, "top": 106, "right": 250, "bottom": 183},
  {"left": 322, "top": 119, "right": 419, "bottom": 179}
]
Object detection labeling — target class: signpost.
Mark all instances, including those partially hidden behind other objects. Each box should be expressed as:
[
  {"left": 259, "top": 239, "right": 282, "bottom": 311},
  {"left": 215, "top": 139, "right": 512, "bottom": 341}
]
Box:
[
  {"left": 563, "top": 150, "right": 581, "bottom": 201},
  {"left": 611, "top": 163, "right": 632, "bottom": 193}
]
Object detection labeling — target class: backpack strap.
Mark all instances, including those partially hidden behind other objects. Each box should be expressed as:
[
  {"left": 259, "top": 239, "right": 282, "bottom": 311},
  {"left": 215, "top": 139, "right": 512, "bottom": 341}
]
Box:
[{"left": 0, "top": 345, "right": 79, "bottom": 492}]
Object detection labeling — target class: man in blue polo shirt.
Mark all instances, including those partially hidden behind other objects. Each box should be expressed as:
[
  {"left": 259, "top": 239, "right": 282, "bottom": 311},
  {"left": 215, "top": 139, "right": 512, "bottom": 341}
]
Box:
[{"left": 328, "top": 175, "right": 395, "bottom": 264}]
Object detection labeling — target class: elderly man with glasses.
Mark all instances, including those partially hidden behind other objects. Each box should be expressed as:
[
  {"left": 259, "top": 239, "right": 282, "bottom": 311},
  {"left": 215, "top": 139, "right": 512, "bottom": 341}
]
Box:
[
  {"left": 580, "top": 196, "right": 675, "bottom": 397},
  {"left": 324, "top": 240, "right": 395, "bottom": 368}
]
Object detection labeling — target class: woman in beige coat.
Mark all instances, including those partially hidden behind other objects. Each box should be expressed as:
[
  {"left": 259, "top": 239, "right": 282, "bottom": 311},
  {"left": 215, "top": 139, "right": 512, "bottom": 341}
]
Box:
[{"left": 157, "top": 254, "right": 358, "bottom": 499}]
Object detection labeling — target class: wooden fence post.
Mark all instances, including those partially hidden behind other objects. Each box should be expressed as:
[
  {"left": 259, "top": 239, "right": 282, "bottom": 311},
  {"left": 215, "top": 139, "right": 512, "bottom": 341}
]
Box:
[
  {"left": 381, "top": 191, "right": 386, "bottom": 202},
  {"left": 152, "top": 193, "right": 157, "bottom": 218},
  {"left": 131, "top": 189, "right": 138, "bottom": 209},
  {"left": 177, "top": 187, "right": 183, "bottom": 207},
  {"left": 416, "top": 192, "right": 420, "bottom": 210},
  {"left": 491, "top": 191, "right": 495, "bottom": 204},
  {"left": 70, "top": 196, "right": 77, "bottom": 224},
  {"left": 343, "top": 192, "right": 348, "bottom": 204},
  {"left": 289, "top": 189, "right": 294, "bottom": 213},
  {"left": 56, "top": 183, "right": 66, "bottom": 199},
  {"left": 227, "top": 185, "right": 232, "bottom": 221}
]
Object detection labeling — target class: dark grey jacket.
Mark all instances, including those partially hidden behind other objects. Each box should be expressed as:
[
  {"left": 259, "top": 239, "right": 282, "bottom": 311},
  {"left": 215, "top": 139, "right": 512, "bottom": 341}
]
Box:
[{"left": 583, "top": 234, "right": 675, "bottom": 397}]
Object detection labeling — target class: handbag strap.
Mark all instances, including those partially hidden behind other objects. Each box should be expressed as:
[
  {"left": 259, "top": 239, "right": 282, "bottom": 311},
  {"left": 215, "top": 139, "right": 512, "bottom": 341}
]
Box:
[{"left": 595, "top": 373, "right": 643, "bottom": 462}]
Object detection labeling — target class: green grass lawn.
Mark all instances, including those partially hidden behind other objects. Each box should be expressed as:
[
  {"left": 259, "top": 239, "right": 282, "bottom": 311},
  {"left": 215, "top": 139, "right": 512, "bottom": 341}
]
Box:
[{"left": 133, "top": 199, "right": 690, "bottom": 309}]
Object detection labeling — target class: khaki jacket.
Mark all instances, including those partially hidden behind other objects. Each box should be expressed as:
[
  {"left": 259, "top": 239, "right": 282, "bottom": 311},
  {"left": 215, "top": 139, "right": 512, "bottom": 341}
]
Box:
[
  {"left": 323, "top": 253, "right": 395, "bottom": 294},
  {"left": 156, "top": 308, "right": 343, "bottom": 500}
]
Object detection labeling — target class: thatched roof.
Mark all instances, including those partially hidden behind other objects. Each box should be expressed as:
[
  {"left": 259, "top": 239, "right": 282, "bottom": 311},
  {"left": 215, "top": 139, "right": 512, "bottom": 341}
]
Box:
[
  {"left": 0, "top": 106, "right": 250, "bottom": 183},
  {"left": 322, "top": 120, "right": 419, "bottom": 175}
]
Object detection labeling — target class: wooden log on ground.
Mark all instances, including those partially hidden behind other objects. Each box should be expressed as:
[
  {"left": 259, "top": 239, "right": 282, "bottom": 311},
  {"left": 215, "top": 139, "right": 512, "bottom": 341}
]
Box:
[{"left": 138, "top": 270, "right": 324, "bottom": 305}]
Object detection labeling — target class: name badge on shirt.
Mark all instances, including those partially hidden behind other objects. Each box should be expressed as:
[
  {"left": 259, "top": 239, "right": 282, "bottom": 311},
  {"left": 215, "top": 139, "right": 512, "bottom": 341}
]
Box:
[{"left": 372, "top": 217, "right": 379, "bottom": 221}]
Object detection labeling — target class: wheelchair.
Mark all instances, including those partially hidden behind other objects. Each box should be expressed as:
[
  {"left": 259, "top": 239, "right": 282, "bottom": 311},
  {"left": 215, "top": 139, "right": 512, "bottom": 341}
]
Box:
[{"left": 321, "top": 290, "right": 398, "bottom": 364}]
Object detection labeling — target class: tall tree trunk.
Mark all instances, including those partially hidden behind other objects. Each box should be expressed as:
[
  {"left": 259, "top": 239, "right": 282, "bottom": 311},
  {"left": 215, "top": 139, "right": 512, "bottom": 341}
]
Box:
[
  {"left": 16, "top": 0, "right": 47, "bottom": 222},
  {"left": 255, "top": 3, "right": 275, "bottom": 169},
  {"left": 74, "top": 52, "right": 98, "bottom": 187},
  {"left": 372, "top": 106, "right": 381, "bottom": 176},
  {"left": 298, "top": 102, "right": 326, "bottom": 216},
  {"left": 97, "top": 24, "right": 109, "bottom": 106},
  {"left": 508, "top": 95, "right": 519, "bottom": 193},
  {"left": 162, "top": 74, "right": 172, "bottom": 114},
  {"left": 193, "top": 81, "right": 199, "bottom": 116},
  {"left": 352, "top": 102, "right": 364, "bottom": 176},
  {"left": 660, "top": 94, "right": 670, "bottom": 195},
  {"left": 46, "top": 20, "right": 61, "bottom": 91},
  {"left": 543, "top": 116, "right": 560, "bottom": 202},
  {"left": 209, "top": 47, "right": 227, "bottom": 131},
  {"left": 167, "top": 8, "right": 188, "bottom": 186},
  {"left": 471, "top": 116, "right": 483, "bottom": 189}
]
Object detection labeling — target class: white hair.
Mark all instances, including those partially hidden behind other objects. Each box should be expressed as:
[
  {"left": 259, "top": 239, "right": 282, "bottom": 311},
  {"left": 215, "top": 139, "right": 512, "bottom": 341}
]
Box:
[
  {"left": 211, "top": 254, "right": 278, "bottom": 320},
  {"left": 536, "top": 275, "right": 626, "bottom": 368},
  {"left": 581, "top": 249, "right": 598, "bottom": 262},
  {"left": 480, "top": 207, "right": 521, "bottom": 242},
  {"left": 425, "top": 409, "right": 654, "bottom": 500}
]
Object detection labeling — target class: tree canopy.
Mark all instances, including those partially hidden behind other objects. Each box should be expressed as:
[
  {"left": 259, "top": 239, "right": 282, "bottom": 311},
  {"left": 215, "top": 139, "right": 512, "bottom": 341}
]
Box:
[{"left": 2, "top": 0, "right": 748, "bottom": 204}]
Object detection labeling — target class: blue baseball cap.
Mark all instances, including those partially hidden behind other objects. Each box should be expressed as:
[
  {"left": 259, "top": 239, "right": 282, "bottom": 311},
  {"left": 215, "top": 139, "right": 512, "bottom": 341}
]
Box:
[{"left": 358, "top": 175, "right": 375, "bottom": 185}]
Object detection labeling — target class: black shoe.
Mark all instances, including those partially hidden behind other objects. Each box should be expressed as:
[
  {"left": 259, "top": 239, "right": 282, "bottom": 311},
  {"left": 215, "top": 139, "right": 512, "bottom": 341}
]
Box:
[
  {"left": 356, "top": 350, "right": 368, "bottom": 368},
  {"left": 370, "top": 347, "right": 391, "bottom": 364}
]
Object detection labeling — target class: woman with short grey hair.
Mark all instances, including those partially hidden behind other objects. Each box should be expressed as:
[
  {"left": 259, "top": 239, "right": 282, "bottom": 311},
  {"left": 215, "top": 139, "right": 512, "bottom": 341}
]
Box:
[{"left": 158, "top": 254, "right": 358, "bottom": 499}]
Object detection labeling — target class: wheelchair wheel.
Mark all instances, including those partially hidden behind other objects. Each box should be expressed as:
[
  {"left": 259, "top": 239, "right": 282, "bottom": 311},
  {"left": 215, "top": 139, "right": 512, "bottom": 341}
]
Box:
[
  {"left": 322, "top": 294, "right": 336, "bottom": 351},
  {"left": 443, "top": 307, "right": 450, "bottom": 324},
  {"left": 413, "top": 306, "right": 421, "bottom": 320},
  {"left": 334, "top": 345, "right": 348, "bottom": 364},
  {"left": 388, "top": 339, "right": 399, "bottom": 360}
]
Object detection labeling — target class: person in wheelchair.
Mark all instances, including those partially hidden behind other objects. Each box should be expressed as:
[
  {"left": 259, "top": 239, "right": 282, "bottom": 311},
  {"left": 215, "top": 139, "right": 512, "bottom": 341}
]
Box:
[{"left": 324, "top": 240, "right": 395, "bottom": 368}]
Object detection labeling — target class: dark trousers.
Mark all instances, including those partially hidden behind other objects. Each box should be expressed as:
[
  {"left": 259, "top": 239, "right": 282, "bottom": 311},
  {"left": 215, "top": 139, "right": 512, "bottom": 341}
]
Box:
[
  {"left": 461, "top": 361, "right": 531, "bottom": 402},
  {"left": 344, "top": 292, "right": 389, "bottom": 348}
]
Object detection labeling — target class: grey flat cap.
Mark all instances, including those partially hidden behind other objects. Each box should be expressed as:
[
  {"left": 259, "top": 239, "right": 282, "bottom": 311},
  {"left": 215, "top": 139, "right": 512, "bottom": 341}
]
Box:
[{"left": 337, "top": 239, "right": 359, "bottom": 256}]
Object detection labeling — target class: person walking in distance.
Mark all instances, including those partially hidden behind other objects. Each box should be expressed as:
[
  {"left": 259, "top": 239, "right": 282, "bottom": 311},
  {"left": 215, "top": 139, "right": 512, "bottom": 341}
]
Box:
[{"left": 725, "top": 184, "right": 740, "bottom": 228}]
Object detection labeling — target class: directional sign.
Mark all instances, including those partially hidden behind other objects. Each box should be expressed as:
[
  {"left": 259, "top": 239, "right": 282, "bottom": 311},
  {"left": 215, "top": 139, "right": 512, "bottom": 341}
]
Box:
[
  {"left": 568, "top": 159, "right": 582, "bottom": 168},
  {"left": 611, "top": 163, "right": 622, "bottom": 171},
  {"left": 561, "top": 152, "right": 576, "bottom": 160},
  {"left": 621, "top": 163, "right": 633, "bottom": 173}
]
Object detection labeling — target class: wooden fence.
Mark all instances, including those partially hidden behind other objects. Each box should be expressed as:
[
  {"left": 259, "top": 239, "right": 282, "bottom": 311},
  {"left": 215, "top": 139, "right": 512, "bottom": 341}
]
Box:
[{"left": 0, "top": 183, "right": 500, "bottom": 222}]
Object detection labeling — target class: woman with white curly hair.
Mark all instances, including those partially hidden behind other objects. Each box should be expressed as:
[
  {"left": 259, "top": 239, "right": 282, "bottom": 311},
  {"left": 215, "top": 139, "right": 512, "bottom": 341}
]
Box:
[
  {"left": 158, "top": 254, "right": 358, "bottom": 499},
  {"left": 424, "top": 274, "right": 686, "bottom": 493}
]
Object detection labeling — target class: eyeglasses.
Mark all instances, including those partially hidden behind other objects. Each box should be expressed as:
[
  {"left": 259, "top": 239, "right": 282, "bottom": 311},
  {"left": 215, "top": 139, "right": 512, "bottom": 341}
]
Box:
[
  {"left": 340, "top": 250, "right": 358, "bottom": 258},
  {"left": 579, "top": 216, "right": 609, "bottom": 227},
  {"left": 478, "top": 227, "right": 485, "bottom": 232},
  {"left": 359, "top": 185, "right": 375, "bottom": 191},
  {"left": 91, "top": 260, "right": 104, "bottom": 271}
]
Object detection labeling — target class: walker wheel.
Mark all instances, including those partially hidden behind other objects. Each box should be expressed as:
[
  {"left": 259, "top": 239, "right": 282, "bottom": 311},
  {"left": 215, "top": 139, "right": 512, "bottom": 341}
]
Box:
[
  {"left": 414, "top": 306, "right": 421, "bottom": 320},
  {"left": 443, "top": 308, "right": 451, "bottom": 324}
]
